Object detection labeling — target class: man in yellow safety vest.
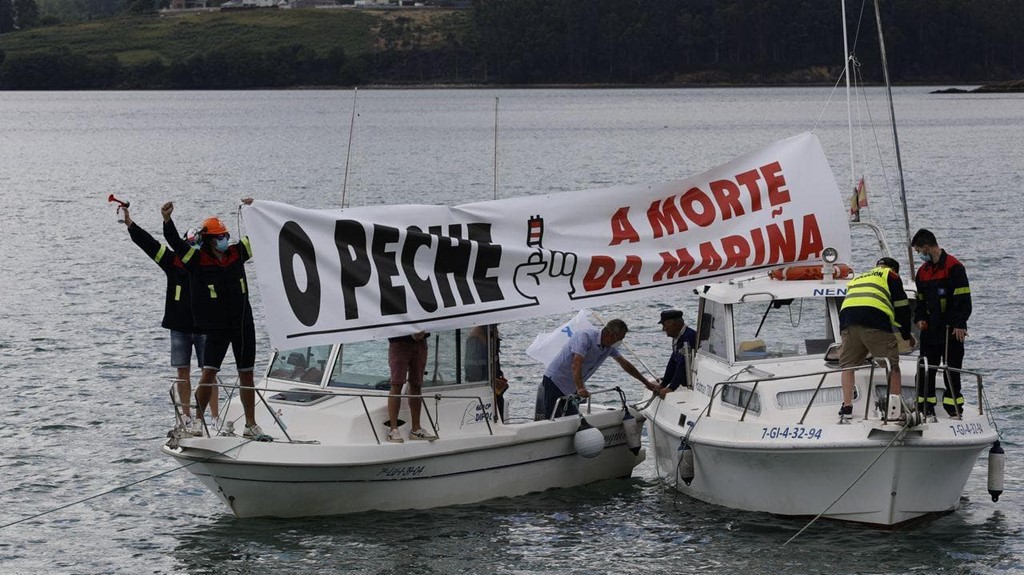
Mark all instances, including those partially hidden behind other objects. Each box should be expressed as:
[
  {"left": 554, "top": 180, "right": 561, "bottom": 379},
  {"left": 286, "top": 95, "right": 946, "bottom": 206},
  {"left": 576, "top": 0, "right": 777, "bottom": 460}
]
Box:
[{"left": 837, "top": 257, "right": 915, "bottom": 422}]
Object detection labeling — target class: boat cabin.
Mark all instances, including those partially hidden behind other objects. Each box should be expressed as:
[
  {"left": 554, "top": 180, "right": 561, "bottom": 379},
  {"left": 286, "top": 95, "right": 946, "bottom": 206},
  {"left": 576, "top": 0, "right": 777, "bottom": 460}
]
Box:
[{"left": 263, "top": 326, "right": 500, "bottom": 401}]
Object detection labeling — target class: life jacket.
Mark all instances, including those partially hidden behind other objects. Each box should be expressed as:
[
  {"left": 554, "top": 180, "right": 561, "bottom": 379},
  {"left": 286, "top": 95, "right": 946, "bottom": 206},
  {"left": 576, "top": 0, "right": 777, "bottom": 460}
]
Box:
[
  {"left": 914, "top": 250, "right": 971, "bottom": 331},
  {"left": 840, "top": 266, "right": 895, "bottom": 323}
]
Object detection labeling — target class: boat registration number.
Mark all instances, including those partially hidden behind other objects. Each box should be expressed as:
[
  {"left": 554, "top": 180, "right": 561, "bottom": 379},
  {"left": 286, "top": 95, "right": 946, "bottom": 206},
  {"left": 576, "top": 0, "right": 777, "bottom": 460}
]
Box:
[
  {"left": 949, "top": 422, "right": 986, "bottom": 436},
  {"left": 761, "top": 426, "right": 823, "bottom": 440}
]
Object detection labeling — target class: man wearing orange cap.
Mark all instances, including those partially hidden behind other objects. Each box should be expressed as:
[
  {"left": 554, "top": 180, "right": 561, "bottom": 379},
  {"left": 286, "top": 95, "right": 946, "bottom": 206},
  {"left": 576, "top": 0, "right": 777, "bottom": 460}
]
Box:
[{"left": 162, "top": 198, "right": 269, "bottom": 441}]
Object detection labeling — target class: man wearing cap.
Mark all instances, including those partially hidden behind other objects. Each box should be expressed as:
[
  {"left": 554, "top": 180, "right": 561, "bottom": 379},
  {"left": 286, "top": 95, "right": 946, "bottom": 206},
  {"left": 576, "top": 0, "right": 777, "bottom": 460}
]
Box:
[
  {"left": 837, "top": 257, "right": 914, "bottom": 422},
  {"left": 162, "top": 198, "right": 270, "bottom": 441},
  {"left": 534, "top": 318, "right": 654, "bottom": 420},
  {"left": 655, "top": 310, "right": 697, "bottom": 399}
]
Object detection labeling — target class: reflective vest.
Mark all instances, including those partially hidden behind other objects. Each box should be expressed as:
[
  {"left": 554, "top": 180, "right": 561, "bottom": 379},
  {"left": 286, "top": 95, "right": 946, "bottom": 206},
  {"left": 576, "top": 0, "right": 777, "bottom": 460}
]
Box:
[{"left": 840, "top": 266, "right": 895, "bottom": 323}]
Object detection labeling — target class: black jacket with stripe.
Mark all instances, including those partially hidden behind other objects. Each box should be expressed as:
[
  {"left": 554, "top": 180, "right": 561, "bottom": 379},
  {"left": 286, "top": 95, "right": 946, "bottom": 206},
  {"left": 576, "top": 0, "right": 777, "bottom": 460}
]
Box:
[
  {"left": 913, "top": 249, "right": 971, "bottom": 344},
  {"left": 127, "top": 222, "right": 197, "bottom": 333},
  {"left": 163, "top": 219, "right": 254, "bottom": 334}
]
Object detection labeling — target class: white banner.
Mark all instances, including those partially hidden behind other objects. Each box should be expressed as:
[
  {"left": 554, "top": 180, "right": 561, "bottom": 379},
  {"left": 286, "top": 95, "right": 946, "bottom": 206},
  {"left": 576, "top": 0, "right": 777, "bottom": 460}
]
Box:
[{"left": 244, "top": 132, "right": 850, "bottom": 349}]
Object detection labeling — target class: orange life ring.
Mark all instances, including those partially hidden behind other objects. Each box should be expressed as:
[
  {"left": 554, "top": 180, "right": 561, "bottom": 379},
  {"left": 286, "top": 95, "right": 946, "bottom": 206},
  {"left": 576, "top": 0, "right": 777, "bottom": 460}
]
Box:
[{"left": 769, "top": 263, "right": 853, "bottom": 280}]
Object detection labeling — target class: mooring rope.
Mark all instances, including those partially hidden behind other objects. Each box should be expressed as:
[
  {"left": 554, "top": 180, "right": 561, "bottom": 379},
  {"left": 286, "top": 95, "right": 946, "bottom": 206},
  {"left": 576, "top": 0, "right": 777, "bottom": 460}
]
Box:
[
  {"left": 783, "top": 424, "right": 909, "bottom": 546},
  {"left": 0, "top": 438, "right": 253, "bottom": 531}
]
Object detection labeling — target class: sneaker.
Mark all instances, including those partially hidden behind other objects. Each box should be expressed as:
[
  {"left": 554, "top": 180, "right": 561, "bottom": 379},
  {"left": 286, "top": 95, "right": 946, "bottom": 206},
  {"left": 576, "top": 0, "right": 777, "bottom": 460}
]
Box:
[
  {"left": 243, "top": 424, "right": 273, "bottom": 442},
  {"left": 409, "top": 428, "right": 437, "bottom": 441},
  {"left": 189, "top": 417, "right": 206, "bottom": 437},
  {"left": 386, "top": 429, "right": 404, "bottom": 443},
  {"left": 210, "top": 416, "right": 221, "bottom": 431},
  {"left": 838, "top": 404, "right": 853, "bottom": 424}
]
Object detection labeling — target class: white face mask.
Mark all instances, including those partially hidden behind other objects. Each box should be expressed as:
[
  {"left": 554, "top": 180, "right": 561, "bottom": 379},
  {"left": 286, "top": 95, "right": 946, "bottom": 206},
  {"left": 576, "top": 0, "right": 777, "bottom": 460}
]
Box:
[
  {"left": 610, "top": 339, "right": 623, "bottom": 348},
  {"left": 917, "top": 251, "right": 931, "bottom": 263}
]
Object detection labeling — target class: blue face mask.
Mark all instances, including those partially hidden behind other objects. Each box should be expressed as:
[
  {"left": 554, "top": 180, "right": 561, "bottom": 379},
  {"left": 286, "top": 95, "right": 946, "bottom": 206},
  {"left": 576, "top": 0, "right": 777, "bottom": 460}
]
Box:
[
  {"left": 917, "top": 251, "right": 931, "bottom": 263},
  {"left": 214, "top": 237, "right": 230, "bottom": 252}
]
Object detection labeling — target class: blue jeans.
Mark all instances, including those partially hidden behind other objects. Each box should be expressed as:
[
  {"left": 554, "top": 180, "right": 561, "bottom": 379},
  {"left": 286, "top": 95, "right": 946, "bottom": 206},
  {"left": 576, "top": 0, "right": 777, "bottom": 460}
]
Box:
[{"left": 170, "top": 330, "right": 206, "bottom": 369}]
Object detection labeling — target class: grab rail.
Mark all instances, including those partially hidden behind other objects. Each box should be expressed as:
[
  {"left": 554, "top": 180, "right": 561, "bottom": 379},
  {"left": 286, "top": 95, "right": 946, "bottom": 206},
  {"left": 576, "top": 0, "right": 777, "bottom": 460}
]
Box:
[
  {"left": 168, "top": 377, "right": 494, "bottom": 445},
  {"left": 703, "top": 360, "right": 985, "bottom": 424},
  {"left": 549, "top": 387, "right": 626, "bottom": 421}
]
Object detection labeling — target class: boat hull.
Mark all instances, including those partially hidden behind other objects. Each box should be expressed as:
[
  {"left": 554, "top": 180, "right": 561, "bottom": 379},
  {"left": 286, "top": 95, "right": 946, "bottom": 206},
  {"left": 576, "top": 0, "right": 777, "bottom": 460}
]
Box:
[
  {"left": 164, "top": 415, "right": 644, "bottom": 518},
  {"left": 648, "top": 415, "right": 993, "bottom": 526}
]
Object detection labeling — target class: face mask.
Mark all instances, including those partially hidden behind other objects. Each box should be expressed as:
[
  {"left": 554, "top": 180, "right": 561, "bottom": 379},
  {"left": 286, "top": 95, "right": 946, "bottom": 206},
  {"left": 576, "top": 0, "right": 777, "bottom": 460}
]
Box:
[
  {"left": 611, "top": 340, "right": 623, "bottom": 348},
  {"left": 214, "top": 237, "right": 230, "bottom": 252},
  {"left": 918, "top": 251, "right": 931, "bottom": 263}
]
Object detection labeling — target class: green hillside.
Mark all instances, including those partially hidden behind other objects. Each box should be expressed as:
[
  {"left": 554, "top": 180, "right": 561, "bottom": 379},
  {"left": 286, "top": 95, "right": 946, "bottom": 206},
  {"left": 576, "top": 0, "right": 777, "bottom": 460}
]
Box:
[
  {"left": 2, "top": 0, "right": 1022, "bottom": 90},
  {"left": 2, "top": 10, "right": 388, "bottom": 66}
]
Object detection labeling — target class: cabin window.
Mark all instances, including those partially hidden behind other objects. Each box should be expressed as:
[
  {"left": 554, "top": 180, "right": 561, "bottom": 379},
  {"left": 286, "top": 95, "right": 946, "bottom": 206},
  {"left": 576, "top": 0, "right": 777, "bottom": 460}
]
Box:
[
  {"left": 268, "top": 345, "right": 332, "bottom": 384},
  {"left": 697, "top": 300, "right": 729, "bottom": 360},
  {"left": 732, "top": 296, "right": 834, "bottom": 361},
  {"left": 327, "top": 330, "right": 466, "bottom": 390},
  {"left": 776, "top": 386, "right": 846, "bottom": 409},
  {"left": 720, "top": 384, "right": 761, "bottom": 415}
]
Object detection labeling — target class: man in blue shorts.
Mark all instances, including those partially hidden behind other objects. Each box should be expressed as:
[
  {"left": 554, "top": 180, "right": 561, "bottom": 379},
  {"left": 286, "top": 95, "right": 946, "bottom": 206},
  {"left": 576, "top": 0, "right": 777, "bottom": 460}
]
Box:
[{"left": 122, "top": 205, "right": 213, "bottom": 434}]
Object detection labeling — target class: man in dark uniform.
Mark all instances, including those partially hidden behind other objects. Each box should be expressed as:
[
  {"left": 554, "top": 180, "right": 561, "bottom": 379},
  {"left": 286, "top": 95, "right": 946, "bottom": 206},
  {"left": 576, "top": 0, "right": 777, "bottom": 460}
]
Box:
[
  {"left": 655, "top": 309, "right": 697, "bottom": 399},
  {"left": 163, "top": 199, "right": 269, "bottom": 441},
  {"left": 838, "top": 257, "right": 914, "bottom": 422},
  {"left": 912, "top": 228, "right": 972, "bottom": 419},
  {"left": 122, "top": 205, "right": 212, "bottom": 434}
]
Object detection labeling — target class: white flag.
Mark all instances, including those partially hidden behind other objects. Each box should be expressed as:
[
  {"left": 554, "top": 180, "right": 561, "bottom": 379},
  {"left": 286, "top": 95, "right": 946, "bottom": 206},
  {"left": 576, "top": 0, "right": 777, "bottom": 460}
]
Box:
[{"left": 526, "top": 309, "right": 597, "bottom": 367}]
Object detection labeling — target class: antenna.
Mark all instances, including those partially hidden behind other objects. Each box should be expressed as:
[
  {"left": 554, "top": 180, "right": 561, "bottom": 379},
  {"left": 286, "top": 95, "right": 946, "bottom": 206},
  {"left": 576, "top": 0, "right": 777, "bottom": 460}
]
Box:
[
  {"left": 840, "top": 0, "right": 855, "bottom": 194},
  {"left": 493, "top": 96, "right": 499, "bottom": 200},
  {"left": 341, "top": 87, "right": 358, "bottom": 209}
]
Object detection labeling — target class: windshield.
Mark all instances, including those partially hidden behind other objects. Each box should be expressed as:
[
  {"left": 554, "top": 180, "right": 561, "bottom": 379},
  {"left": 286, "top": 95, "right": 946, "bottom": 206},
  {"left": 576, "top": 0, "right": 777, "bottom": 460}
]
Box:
[
  {"left": 268, "top": 345, "right": 332, "bottom": 383},
  {"left": 328, "top": 330, "right": 466, "bottom": 390},
  {"left": 732, "top": 297, "right": 836, "bottom": 360}
]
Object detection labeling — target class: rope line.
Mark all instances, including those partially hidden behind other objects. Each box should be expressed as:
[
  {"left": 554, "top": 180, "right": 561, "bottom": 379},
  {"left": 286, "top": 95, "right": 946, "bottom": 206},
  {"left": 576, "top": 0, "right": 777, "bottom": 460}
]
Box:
[
  {"left": 783, "top": 424, "right": 909, "bottom": 546},
  {"left": 0, "top": 438, "right": 252, "bottom": 531}
]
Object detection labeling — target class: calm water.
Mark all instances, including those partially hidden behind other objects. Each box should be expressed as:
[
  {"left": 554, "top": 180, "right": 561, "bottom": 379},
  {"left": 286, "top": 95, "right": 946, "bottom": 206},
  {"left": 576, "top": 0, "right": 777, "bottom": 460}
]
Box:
[{"left": 1, "top": 88, "right": 1022, "bottom": 575}]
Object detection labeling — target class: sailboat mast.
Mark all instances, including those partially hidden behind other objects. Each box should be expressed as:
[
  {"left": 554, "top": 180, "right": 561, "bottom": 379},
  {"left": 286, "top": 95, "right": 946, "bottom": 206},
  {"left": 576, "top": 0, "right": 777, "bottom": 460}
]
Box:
[
  {"left": 841, "top": 0, "right": 855, "bottom": 193},
  {"left": 873, "top": 0, "right": 915, "bottom": 276}
]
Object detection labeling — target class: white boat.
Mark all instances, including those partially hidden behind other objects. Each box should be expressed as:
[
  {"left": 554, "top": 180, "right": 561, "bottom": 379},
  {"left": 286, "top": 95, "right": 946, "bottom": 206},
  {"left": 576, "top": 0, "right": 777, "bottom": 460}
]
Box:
[
  {"left": 638, "top": 1, "right": 1005, "bottom": 528},
  {"left": 163, "top": 334, "right": 646, "bottom": 518},
  {"left": 640, "top": 223, "right": 1000, "bottom": 526}
]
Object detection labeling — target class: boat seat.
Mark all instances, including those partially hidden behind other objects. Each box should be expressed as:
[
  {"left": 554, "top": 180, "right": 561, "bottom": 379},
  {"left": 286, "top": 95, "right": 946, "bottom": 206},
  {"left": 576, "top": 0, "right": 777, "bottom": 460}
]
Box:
[{"left": 737, "top": 339, "right": 767, "bottom": 360}]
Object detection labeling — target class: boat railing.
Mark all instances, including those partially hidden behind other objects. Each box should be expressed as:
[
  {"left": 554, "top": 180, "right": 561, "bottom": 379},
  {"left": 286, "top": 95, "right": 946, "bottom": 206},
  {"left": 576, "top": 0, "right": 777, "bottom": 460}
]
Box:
[
  {"left": 916, "top": 356, "right": 986, "bottom": 416},
  {"left": 704, "top": 358, "right": 985, "bottom": 424},
  {"left": 549, "top": 387, "right": 628, "bottom": 421},
  {"left": 168, "top": 378, "right": 495, "bottom": 444}
]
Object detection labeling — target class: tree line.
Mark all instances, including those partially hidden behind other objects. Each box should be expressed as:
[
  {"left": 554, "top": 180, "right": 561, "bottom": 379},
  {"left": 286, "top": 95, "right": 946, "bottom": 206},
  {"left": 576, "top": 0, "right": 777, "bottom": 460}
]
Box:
[
  {"left": 1, "top": 0, "right": 41, "bottom": 32},
  {"left": 1, "top": 0, "right": 1023, "bottom": 89},
  {"left": 467, "top": 0, "right": 1024, "bottom": 84}
]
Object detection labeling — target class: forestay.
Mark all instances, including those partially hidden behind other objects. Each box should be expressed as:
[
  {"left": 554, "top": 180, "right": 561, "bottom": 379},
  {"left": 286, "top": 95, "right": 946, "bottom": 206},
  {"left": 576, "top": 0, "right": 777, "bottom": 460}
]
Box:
[{"left": 244, "top": 132, "right": 851, "bottom": 349}]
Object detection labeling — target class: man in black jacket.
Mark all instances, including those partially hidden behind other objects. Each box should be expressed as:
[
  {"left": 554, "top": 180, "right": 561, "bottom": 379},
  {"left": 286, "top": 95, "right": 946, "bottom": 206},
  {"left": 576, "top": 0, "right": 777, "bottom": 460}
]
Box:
[
  {"left": 123, "top": 205, "right": 214, "bottom": 434},
  {"left": 163, "top": 199, "right": 269, "bottom": 441},
  {"left": 912, "top": 228, "right": 972, "bottom": 418}
]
